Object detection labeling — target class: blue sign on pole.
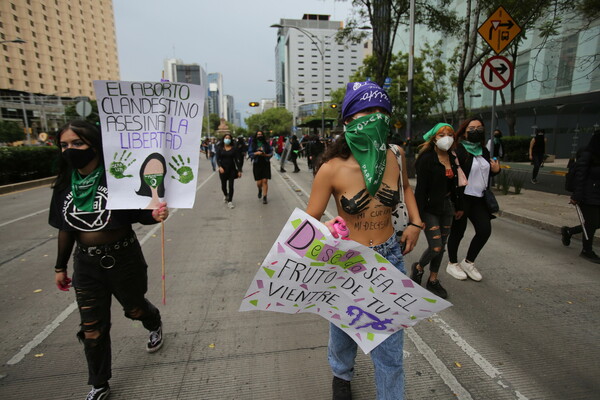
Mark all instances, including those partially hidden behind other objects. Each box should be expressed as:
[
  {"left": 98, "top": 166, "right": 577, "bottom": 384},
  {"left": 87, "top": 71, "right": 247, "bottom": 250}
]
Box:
[{"left": 383, "top": 77, "right": 392, "bottom": 90}]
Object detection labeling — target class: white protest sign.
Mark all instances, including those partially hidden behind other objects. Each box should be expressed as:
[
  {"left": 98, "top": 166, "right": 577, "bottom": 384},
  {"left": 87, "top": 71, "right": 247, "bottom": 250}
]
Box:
[
  {"left": 240, "top": 208, "right": 452, "bottom": 354},
  {"left": 93, "top": 80, "right": 205, "bottom": 209}
]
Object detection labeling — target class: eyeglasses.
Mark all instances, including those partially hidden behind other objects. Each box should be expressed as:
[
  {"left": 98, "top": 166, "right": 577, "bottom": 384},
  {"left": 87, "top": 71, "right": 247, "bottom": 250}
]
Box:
[{"left": 467, "top": 127, "right": 485, "bottom": 134}]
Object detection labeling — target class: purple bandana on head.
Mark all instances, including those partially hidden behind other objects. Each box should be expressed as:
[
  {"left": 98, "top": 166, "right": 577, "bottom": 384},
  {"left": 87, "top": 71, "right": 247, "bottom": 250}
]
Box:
[{"left": 341, "top": 81, "right": 392, "bottom": 121}]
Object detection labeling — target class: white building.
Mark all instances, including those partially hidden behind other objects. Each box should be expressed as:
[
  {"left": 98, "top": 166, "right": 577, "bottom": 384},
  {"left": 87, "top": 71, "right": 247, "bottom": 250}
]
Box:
[{"left": 273, "top": 14, "right": 372, "bottom": 124}]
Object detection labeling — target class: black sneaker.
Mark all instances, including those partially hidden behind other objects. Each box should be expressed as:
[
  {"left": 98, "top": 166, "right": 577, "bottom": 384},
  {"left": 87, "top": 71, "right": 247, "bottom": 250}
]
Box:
[
  {"left": 332, "top": 376, "right": 352, "bottom": 400},
  {"left": 561, "top": 226, "right": 571, "bottom": 247},
  {"left": 280, "top": 168, "right": 286, "bottom": 172},
  {"left": 410, "top": 262, "right": 424, "bottom": 285},
  {"left": 426, "top": 279, "right": 448, "bottom": 299},
  {"left": 258, "top": 188, "right": 262, "bottom": 199},
  {"left": 86, "top": 384, "right": 110, "bottom": 400},
  {"left": 262, "top": 196, "right": 268, "bottom": 204},
  {"left": 146, "top": 323, "right": 163, "bottom": 353},
  {"left": 580, "top": 250, "right": 600, "bottom": 264}
]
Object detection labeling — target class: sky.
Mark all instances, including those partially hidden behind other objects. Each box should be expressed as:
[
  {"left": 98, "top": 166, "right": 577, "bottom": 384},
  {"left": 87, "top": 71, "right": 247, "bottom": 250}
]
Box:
[{"left": 113, "top": 0, "right": 357, "bottom": 126}]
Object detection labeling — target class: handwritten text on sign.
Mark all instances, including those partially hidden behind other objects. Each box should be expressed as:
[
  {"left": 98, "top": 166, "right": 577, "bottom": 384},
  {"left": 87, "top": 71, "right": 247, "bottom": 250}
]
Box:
[
  {"left": 94, "top": 80, "right": 205, "bottom": 210},
  {"left": 239, "top": 208, "right": 452, "bottom": 354}
]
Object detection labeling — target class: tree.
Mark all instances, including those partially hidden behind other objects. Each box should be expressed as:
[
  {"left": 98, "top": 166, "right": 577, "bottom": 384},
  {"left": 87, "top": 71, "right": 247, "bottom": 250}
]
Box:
[
  {"left": 245, "top": 108, "right": 293, "bottom": 136},
  {"left": 0, "top": 120, "right": 24, "bottom": 144},
  {"left": 338, "top": 0, "right": 457, "bottom": 86}
]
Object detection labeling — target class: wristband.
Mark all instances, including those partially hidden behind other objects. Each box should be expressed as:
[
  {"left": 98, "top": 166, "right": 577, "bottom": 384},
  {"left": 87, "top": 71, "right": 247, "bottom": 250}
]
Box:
[
  {"left": 408, "top": 222, "right": 424, "bottom": 230},
  {"left": 54, "top": 266, "right": 67, "bottom": 273}
]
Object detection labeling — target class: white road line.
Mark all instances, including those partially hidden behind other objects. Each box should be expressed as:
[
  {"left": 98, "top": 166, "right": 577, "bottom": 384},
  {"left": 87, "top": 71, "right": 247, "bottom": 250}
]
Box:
[
  {"left": 5, "top": 173, "right": 214, "bottom": 366},
  {"left": 432, "top": 315, "right": 529, "bottom": 400},
  {"left": 278, "top": 172, "right": 528, "bottom": 400},
  {"left": 0, "top": 208, "right": 49, "bottom": 228},
  {"left": 406, "top": 328, "right": 473, "bottom": 399}
]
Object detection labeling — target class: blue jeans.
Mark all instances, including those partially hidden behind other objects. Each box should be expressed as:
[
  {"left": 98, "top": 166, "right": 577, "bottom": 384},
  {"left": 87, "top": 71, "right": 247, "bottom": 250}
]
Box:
[{"left": 328, "top": 233, "right": 406, "bottom": 400}]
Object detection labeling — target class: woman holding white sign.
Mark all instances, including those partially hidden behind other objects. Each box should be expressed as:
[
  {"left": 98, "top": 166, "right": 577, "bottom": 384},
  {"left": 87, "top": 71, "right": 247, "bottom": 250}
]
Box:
[
  {"left": 306, "top": 82, "right": 423, "bottom": 400},
  {"left": 49, "top": 120, "right": 169, "bottom": 400}
]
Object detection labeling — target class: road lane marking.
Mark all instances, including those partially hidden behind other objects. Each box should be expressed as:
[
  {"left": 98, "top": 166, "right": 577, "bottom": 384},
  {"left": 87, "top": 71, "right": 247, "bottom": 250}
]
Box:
[
  {"left": 406, "top": 327, "right": 473, "bottom": 399},
  {"left": 432, "top": 315, "right": 529, "bottom": 400},
  {"left": 0, "top": 208, "right": 49, "bottom": 228},
  {"left": 5, "top": 173, "right": 214, "bottom": 366}
]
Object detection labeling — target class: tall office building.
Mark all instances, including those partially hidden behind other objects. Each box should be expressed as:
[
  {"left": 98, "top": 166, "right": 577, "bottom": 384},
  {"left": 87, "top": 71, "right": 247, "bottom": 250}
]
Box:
[
  {"left": 272, "top": 14, "right": 371, "bottom": 122},
  {"left": 224, "top": 94, "right": 235, "bottom": 125},
  {"left": 0, "top": 0, "right": 119, "bottom": 98},
  {"left": 163, "top": 58, "right": 208, "bottom": 87},
  {"left": 207, "top": 73, "right": 224, "bottom": 119}
]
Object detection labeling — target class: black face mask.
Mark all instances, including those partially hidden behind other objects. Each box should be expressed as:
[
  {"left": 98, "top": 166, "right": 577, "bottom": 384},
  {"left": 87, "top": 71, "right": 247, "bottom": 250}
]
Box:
[
  {"left": 62, "top": 147, "right": 96, "bottom": 169},
  {"left": 467, "top": 128, "right": 484, "bottom": 143}
]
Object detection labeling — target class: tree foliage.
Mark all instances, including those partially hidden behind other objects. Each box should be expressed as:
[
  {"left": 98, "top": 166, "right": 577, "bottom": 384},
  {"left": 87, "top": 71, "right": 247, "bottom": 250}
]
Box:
[
  {"left": 245, "top": 107, "right": 293, "bottom": 136},
  {"left": 0, "top": 120, "right": 25, "bottom": 143}
]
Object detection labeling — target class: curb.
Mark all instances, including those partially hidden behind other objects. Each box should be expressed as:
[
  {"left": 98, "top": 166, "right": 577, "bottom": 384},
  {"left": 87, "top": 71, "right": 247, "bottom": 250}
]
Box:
[
  {"left": 498, "top": 209, "right": 600, "bottom": 241},
  {"left": 0, "top": 176, "right": 55, "bottom": 195}
]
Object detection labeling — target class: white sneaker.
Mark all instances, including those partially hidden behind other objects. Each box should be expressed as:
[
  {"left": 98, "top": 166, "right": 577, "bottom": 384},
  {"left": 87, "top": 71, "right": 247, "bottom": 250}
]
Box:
[
  {"left": 223, "top": 196, "right": 228, "bottom": 203},
  {"left": 460, "top": 259, "right": 482, "bottom": 281},
  {"left": 446, "top": 262, "right": 467, "bottom": 280},
  {"left": 227, "top": 201, "right": 235, "bottom": 209}
]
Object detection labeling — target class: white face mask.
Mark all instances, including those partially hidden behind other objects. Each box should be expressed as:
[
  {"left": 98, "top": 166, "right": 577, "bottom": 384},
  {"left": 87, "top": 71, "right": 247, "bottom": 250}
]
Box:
[{"left": 435, "top": 136, "right": 454, "bottom": 151}]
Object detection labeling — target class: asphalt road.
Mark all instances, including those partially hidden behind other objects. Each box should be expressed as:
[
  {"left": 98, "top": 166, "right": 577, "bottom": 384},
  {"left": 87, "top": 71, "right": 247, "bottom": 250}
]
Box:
[{"left": 0, "top": 156, "right": 598, "bottom": 400}]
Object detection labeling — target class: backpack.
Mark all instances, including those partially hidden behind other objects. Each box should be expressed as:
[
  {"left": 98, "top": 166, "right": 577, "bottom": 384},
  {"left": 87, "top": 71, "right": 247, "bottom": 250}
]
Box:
[{"left": 565, "top": 157, "right": 576, "bottom": 192}]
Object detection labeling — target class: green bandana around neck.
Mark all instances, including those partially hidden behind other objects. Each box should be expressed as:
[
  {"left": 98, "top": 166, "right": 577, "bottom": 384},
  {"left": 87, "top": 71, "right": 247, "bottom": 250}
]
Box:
[
  {"left": 344, "top": 112, "right": 390, "bottom": 196},
  {"left": 462, "top": 140, "right": 483, "bottom": 156},
  {"left": 71, "top": 165, "right": 104, "bottom": 212}
]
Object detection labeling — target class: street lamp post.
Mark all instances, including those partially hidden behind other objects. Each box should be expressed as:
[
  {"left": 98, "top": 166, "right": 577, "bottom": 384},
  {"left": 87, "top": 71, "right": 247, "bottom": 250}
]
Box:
[
  {"left": 271, "top": 24, "right": 327, "bottom": 137},
  {"left": 267, "top": 79, "right": 297, "bottom": 133}
]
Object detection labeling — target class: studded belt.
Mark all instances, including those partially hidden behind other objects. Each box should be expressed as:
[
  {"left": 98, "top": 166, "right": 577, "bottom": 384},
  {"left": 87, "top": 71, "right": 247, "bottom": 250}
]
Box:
[{"left": 77, "top": 232, "right": 137, "bottom": 269}]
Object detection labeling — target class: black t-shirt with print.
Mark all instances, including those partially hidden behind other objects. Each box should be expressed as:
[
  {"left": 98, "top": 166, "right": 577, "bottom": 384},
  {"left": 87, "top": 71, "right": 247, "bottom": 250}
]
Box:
[{"left": 49, "top": 174, "right": 157, "bottom": 232}]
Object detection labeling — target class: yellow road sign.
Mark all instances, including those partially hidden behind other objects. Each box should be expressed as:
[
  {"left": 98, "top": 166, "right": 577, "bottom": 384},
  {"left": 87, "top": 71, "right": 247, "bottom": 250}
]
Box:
[{"left": 478, "top": 6, "right": 521, "bottom": 54}]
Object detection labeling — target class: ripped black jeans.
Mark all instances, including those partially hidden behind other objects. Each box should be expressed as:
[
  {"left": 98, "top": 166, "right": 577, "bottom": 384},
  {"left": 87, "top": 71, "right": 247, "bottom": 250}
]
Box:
[
  {"left": 72, "top": 235, "right": 161, "bottom": 386},
  {"left": 418, "top": 197, "right": 454, "bottom": 273}
]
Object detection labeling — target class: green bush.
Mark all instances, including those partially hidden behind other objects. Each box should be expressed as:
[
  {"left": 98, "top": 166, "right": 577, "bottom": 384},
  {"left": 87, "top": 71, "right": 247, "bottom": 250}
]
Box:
[
  {"left": 502, "top": 136, "right": 530, "bottom": 162},
  {"left": 0, "top": 120, "right": 24, "bottom": 143},
  {"left": 0, "top": 146, "right": 60, "bottom": 185}
]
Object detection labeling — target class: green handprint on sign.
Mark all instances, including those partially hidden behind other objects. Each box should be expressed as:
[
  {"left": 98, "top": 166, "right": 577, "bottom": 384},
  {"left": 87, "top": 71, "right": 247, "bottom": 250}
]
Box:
[
  {"left": 169, "top": 154, "right": 194, "bottom": 184},
  {"left": 109, "top": 150, "right": 136, "bottom": 179}
]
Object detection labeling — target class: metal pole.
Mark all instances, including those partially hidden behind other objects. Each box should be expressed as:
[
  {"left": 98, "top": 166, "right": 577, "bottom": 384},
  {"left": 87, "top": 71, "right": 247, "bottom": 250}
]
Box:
[
  {"left": 20, "top": 94, "right": 30, "bottom": 145},
  {"left": 406, "top": 0, "right": 415, "bottom": 140},
  {"left": 490, "top": 90, "right": 496, "bottom": 156}
]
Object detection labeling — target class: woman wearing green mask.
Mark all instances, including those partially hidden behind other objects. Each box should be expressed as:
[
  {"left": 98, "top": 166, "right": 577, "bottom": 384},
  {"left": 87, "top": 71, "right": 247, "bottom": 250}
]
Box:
[
  {"left": 49, "top": 120, "right": 168, "bottom": 400},
  {"left": 446, "top": 117, "right": 500, "bottom": 283},
  {"left": 306, "top": 82, "right": 423, "bottom": 400}
]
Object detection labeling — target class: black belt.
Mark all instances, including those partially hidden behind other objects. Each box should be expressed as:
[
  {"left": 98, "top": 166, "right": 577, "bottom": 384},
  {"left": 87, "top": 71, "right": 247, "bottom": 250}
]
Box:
[{"left": 77, "top": 232, "right": 137, "bottom": 268}]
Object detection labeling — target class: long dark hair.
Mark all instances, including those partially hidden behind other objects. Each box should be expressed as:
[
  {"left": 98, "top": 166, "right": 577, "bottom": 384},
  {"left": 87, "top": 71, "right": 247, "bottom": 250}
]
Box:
[
  {"left": 456, "top": 117, "right": 485, "bottom": 145},
  {"left": 135, "top": 152, "right": 167, "bottom": 197},
  {"left": 315, "top": 132, "right": 352, "bottom": 174},
  {"left": 52, "top": 120, "right": 103, "bottom": 190}
]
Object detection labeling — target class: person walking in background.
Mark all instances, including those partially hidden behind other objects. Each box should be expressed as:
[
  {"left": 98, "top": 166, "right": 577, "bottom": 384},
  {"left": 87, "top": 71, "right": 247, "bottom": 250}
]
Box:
[
  {"left": 411, "top": 123, "right": 462, "bottom": 299},
  {"left": 235, "top": 135, "right": 247, "bottom": 172},
  {"left": 248, "top": 130, "right": 273, "bottom": 204},
  {"left": 563, "top": 130, "right": 600, "bottom": 263},
  {"left": 280, "top": 135, "right": 291, "bottom": 173},
  {"left": 289, "top": 134, "right": 301, "bottom": 173},
  {"left": 447, "top": 117, "right": 500, "bottom": 282},
  {"left": 307, "top": 133, "right": 325, "bottom": 173},
  {"left": 216, "top": 133, "right": 242, "bottom": 209},
  {"left": 208, "top": 138, "right": 218, "bottom": 172},
  {"left": 486, "top": 129, "right": 504, "bottom": 160},
  {"left": 529, "top": 129, "right": 546, "bottom": 184},
  {"left": 307, "top": 81, "right": 423, "bottom": 400},
  {"left": 49, "top": 120, "right": 168, "bottom": 400}
]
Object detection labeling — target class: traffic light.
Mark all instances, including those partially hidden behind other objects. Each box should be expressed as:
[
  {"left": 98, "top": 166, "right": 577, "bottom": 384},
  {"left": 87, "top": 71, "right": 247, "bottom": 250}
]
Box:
[
  {"left": 249, "top": 102, "right": 259, "bottom": 107},
  {"left": 330, "top": 104, "right": 338, "bottom": 109}
]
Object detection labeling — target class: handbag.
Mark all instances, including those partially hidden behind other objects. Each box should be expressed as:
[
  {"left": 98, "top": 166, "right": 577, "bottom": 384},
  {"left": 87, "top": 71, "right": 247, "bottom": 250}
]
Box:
[
  {"left": 483, "top": 189, "right": 499, "bottom": 214},
  {"left": 451, "top": 151, "right": 468, "bottom": 187},
  {"left": 389, "top": 145, "right": 409, "bottom": 237}
]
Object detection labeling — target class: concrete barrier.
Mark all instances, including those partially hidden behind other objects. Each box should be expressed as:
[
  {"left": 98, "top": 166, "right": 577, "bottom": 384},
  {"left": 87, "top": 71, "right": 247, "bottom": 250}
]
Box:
[{"left": 0, "top": 176, "right": 56, "bottom": 195}]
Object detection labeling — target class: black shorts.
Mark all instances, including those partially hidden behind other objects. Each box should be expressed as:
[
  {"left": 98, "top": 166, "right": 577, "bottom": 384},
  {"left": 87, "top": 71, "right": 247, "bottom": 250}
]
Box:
[{"left": 253, "top": 160, "right": 271, "bottom": 180}]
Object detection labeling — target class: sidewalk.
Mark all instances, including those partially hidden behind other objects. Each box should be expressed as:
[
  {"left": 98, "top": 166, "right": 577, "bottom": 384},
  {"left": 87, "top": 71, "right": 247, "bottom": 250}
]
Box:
[{"left": 493, "top": 186, "right": 596, "bottom": 240}]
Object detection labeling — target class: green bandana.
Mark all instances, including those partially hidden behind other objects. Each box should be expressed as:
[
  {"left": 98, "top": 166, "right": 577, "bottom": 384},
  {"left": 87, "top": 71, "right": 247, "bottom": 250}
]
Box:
[
  {"left": 423, "top": 123, "right": 453, "bottom": 142},
  {"left": 345, "top": 112, "right": 390, "bottom": 196},
  {"left": 71, "top": 166, "right": 104, "bottom": 212},
  {"left": 462, "top": 140, "right": 483, "bottom": 156}
]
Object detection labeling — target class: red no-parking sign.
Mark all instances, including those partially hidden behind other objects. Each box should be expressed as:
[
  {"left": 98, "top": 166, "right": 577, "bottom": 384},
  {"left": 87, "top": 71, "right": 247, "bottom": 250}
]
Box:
[{"left": 481, "top": 55, "right": 513, "bottom": 90}]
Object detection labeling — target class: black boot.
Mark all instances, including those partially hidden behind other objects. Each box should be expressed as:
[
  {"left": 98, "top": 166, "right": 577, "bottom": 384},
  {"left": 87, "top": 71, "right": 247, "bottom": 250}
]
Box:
[{"left": 332, "top": 376, "right": 352, "bottom": 400}]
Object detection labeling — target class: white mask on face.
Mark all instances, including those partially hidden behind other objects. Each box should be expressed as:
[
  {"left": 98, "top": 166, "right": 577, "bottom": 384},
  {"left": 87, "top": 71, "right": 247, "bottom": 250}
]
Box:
[{"left": 435, "top": 136, "right": 454, "bottom": 151}]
